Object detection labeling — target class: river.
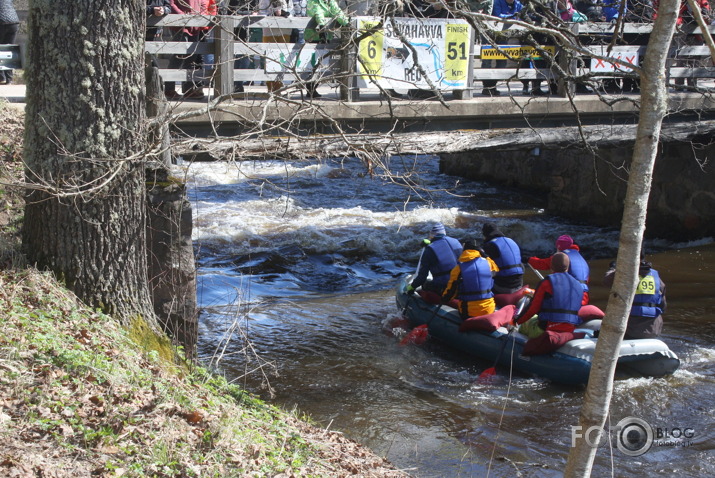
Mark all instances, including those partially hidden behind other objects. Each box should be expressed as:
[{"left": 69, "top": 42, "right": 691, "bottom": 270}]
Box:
[{"left": 173, "top": 155, "right": 715, "bottom": 477}]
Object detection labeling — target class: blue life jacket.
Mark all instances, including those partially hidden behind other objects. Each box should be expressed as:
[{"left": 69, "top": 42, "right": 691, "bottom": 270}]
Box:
[
  {"left": 488, "top": 236, "right": 524, "bottom": 277},
  {"left": 428, "top": 236, "right": 462, "bottom": 286},
  {"left": 564, "top": 249, "right": 590, "bottom": 293},
  {"left": 539, "top": 272, "right": 582, "bottom": 325},
  {"left": 631, "top": 269, "right": 663, "bottom": 318},
  {"left": 457, "top": 257, "right": 494, "bottom": 302}
]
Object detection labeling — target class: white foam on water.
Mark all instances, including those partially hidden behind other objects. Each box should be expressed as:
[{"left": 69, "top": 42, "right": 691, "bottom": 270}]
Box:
[
  {"left": 174, "top": 159, "right": 331, "bottom": 186},
  {"left": 175, "top": 158, "right": 648, "bottom": 261}
]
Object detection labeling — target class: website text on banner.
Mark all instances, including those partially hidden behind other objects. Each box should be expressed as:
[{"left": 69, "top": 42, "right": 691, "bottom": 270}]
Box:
[{"left": 480, "top": 45, "right": 556, "bottom": 60}]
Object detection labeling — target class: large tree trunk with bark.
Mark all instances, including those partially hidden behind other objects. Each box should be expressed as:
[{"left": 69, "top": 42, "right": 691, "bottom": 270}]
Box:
[
  {"left": 563, "top": 0, "right": 680, "bottom": 475},
  {"left": 22, "top": 0, "right": 160, "bottom": 331}
]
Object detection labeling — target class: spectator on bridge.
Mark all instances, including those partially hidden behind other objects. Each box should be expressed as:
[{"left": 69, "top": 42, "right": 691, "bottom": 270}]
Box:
[
  {"left": 601, "top": 0, "right": 625, "bottom": 21},
  {"left": 654, "top": 0, "right": 712, "bottom": 89},
  {"left": 200, "top": 0, "right": 218, "bottom": 88},
  {"left": 520, "top": 0, "right": 558, "bottom": 96},
  {"left": 291, "top": 0, "right": 308, "bottom": 44},
  {"left": 494, "top": 0, "right": 524, "bottom": 18},
  {"left": 164, "top": 0, "right": 210, "bottom": 100},
  {"left": 303, "top": 0, "right": 349, "bottom": 98},
  {"left": 259, "top": 0, "right": 293, "bottom": 94},
  {"left": 145, "top": 0, "right": 171, "bottom": 77},
  {"left": 224, "top": 0, "right": 259, "bottom": 94},
  {"left": 557, "top": 0, "right": 588, "bottom": 21},
  {"left": 575, "top": 0, "right": 605, "bottom": 20},
  {"left": 147, "top": 0, "right": 172, "bottom": 42},
  {"left": 625, "top": 0, "right": 654, "bottom": 22},
  {"left": 0, "top": 0, "right": 20, "bottom": 85},
  {"left": 481, "top": 0, "right": 523, "bottom": 96}
]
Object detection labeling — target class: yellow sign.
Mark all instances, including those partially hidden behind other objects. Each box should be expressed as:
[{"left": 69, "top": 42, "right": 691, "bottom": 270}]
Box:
[
  {"left": 444, "top": 23, "right": 470, "bottom": 83},
  {"left": 636, "top": 275, "right": 657, "bottom": 294},
  {"left": 480, "top": 45, "right": 556, "bottom": 61},
  {"left": 358, "top": 21, "right": 384, "bottom": 79}
]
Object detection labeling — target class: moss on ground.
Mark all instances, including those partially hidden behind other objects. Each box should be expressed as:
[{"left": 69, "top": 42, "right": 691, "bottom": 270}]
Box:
[{"left": 0, "top": 100, "right": 410, "bottom": 478}]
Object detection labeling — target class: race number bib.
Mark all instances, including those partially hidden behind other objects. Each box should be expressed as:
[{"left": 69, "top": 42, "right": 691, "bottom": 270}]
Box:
[{"left": 636, "top": 275, "right": 656, "bottom": 294}]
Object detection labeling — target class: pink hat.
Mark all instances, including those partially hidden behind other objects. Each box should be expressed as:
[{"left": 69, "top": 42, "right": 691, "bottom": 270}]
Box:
[{"left": 555, "top": 235, "right": 574, "bottom": 251}]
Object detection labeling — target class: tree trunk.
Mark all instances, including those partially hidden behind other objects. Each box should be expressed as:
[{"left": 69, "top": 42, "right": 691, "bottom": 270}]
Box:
[
  {"left": 22, "top": 0, "right": 160, "bottom": 331},
  {"left": 563, "top": 0, "right": 680, "bottom": 476}
]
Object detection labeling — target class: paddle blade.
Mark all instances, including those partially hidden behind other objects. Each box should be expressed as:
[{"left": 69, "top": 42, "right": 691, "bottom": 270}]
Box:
[
  {"left": 477, "top": 367, "right": 497, "bottom": 383},
  {"left": 399, "top": 324, "right": 429, "bottom": 346}
]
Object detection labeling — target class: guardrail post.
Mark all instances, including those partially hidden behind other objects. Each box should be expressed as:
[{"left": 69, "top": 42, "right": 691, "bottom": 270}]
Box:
[
  {"left": 214, "top": 15, "right": 235, "bottom": 97},
  {"left": 339, "top": 23, "right": 359, "bottom": 102}
]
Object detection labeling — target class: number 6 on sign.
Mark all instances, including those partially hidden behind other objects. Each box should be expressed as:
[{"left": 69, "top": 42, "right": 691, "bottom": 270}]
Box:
[{"left": 358, "top": 21, "right": 384, "bottom": 80}]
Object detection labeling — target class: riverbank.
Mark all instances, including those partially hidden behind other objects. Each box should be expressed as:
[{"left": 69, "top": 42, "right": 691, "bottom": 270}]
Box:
[
  {"left": 0, "top": 102, "right": 410, "bottom": 477},
  {"left": 0, "top": 268, "right": 410, "bottom": 477}
]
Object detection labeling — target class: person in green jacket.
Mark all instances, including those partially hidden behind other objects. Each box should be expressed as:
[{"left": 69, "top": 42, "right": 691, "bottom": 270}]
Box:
[{"left": 303, "top": 0, "right": 349, "bottom": 97}]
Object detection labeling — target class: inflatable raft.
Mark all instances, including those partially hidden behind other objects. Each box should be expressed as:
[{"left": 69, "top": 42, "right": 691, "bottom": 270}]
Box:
[{"left": 395, "top": 275, "right": 680, "bottom": 385}]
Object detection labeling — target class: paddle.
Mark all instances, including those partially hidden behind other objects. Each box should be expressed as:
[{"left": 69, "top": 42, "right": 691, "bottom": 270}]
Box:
[
  {"left": 477, "top": 326, "right": 515, "bottom": 382},
  {"left": 477, "top": 290, "right": 530, "bottom": 382},
  {"left": 526, "top": 262, "right": 545, "bottom": 281},
  {"left": 389, "top": 294, "right": 413, "bottom": 330},
  {"left": 400, "top": 303, "right": 441, "bottom": 346}
]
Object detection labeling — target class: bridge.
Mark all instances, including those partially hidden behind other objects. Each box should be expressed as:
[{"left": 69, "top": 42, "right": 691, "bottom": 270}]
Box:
[
  {"left": 143, "top": 14, "right": 715, "bottom": 132},
  {"left": 3, "top": 14, "right": 715, "bottom": 133}
]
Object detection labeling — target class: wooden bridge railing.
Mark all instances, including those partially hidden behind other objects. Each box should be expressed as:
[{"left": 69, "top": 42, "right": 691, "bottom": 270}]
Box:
[{"left": 144, "top": 14, "right": 715, "bottom": 100}]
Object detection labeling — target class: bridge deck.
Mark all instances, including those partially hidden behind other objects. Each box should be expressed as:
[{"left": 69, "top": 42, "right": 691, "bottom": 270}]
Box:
[
  {"left": 166, "top": 80, "right": 715, "bottom": 132},
  {"left": 3, "top": 82, "right": 714, "bottom": 132}
]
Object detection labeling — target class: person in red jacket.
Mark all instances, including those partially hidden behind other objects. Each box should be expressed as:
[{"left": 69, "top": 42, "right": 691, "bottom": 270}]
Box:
[
  {"left": 516, "top": 252, "right": 583, "bottom": 334},
  {"left": 164, "top": 0, "right": 211, "bottom": 100},
  {"left": 653, "top": 0, "right": 712, "bottom": 88},
  {"left": 527, "top": 234, "right": 590, "bottom": 305}
]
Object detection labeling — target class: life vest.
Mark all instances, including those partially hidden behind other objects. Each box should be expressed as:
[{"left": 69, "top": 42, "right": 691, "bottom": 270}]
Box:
[
  {"left": 631, "top": 269, "right": 663, "bottom": 318},
  {"left": 488, "top": 236, "right": 524, "bottom": 277},
  {"left": 564, "top": 249, "right": 590, "bottom": 292},
  {"left": 428, "top": 236, "right": 462, "bottom": 286},
  {"left": 457, "top": 257, "right": 494, "bottom": 302},
  {"left": 539, "top": 272, "right": 582, "bottom": 325}
]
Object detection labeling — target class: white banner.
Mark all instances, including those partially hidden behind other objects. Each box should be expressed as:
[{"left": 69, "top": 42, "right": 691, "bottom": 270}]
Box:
[
  {"left": 590, "top": 47, "right": 640, "bottom": 72},
  {"left": 355, "top": 17, "right": 471, "bottom": 90}
]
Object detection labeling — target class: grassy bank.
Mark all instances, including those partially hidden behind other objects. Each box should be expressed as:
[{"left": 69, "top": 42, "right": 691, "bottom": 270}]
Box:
[{"left": 0, "top": 102, "right": 410, "bottom": 477}]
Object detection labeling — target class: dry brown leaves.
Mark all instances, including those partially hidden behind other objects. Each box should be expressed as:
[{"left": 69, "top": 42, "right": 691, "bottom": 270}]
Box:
[{"left": 0, "top": 269, "right": 413, "bottom": 478}]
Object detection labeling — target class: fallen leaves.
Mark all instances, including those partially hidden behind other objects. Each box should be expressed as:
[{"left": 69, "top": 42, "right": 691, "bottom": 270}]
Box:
[{"left": 0, "top": 268, "right": 412, "bottom": 478}]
